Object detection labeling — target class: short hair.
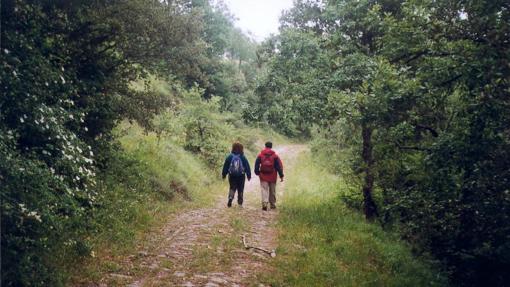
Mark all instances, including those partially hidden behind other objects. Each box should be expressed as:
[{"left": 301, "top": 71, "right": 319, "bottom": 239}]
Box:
[
  {"left": 232, "top": 142, "right": 244, "bottom": 154},
  {"left": 265, "top": 141, "right": 273, "bottom": 148}
]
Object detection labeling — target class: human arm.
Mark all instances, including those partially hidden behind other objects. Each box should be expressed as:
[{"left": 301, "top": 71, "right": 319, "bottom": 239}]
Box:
[
  {"left": 274, "top": 156, "right": 284, "bottom": 181},
  {"left": 222, "top": 154, "right": 232, "bottom": 178},
  {"left": 254, "top": 156, "right": 261, "bottom": 176},
  {"left": 241, "top": 155, "right": 251, "bottom": 180}
]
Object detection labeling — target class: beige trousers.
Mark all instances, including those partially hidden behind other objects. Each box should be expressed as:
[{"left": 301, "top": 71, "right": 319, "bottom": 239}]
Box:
[{"left": 260, "top": 181, "right": 277, "bottom": 207}]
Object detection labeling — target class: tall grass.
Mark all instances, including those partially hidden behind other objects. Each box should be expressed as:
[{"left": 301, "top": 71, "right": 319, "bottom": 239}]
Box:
[{"left": 266, "top": 151, "right": 447, "bottom": 287}]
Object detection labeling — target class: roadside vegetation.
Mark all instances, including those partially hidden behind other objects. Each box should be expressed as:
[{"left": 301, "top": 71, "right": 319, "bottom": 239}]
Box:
[
  {"left": 2, "top": 0, "right": 508, "bottom": 286},
  {"left": 267, "top": 151, "right": 447, "bottom": 287},
  {"left": 251, "top": 1, "right": 509, "bottom": 285},
  {"left": 1, "top": 1, "right": 264, "bottom": 285}
]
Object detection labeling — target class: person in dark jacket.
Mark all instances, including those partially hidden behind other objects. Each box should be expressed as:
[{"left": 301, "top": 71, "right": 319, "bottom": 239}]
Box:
[
  {"left": 222, "top": 142, "right": 251, "bottom": 207},
  {"left": 254, "top": 141, "right": 284, "bottom": 210}
]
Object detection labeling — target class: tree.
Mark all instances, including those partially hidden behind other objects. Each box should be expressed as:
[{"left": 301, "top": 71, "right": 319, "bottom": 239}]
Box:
[
  {"left": 254, "top": 0, "right": 510, "bottom": 284},
  {"left": 0, "top": 0, "right": 211, "bottom": 285},
  {"left": 258, "top": 0, "right": 405, "bottom": 219},
  {"left": 378, "top": 0, "right": 510, "bottom": 284}
]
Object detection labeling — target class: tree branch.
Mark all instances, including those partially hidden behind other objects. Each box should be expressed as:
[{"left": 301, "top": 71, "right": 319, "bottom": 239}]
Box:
[
  {"left": 390, "top": 50, "right": 453, "bottom": 65},
  {"left": 395, "top": 142, "right": 432, "bottom": 152},
  {"left": 437, "top": 74, "right": 462, "bottom": 87},
  {"left": 414, "top": 124, "right": 439, "bottom": 137}
]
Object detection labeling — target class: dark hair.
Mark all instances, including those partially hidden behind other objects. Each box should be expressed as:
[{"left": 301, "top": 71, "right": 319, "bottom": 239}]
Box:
[
  {"left": 232, "top": 142, "right": 244, "bottom": 154},
  {"left": 265, "top": 141, "right": 273, "bottom": 148}
]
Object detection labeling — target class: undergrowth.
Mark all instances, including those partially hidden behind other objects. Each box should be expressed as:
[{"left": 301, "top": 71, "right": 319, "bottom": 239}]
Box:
[{"left": 265, "top": 151, "right": 448, "bottom": 287}]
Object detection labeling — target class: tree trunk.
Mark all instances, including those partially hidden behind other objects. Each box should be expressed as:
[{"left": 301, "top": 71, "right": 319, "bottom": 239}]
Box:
[{"left": 361, "top": 124, "right": 378, "bottom": 220}]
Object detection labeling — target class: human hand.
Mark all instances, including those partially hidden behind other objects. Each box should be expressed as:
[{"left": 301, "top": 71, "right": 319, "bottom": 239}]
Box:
[{"left": 280, "top": 177, "right": 284, "bottom": 182}]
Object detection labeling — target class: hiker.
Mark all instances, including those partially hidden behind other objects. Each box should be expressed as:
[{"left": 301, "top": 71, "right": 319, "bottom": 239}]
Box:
[
  {"left": 222, "top": 142, "right": 251, "bottom": 207},
  {"left": 254, "top": 141, "right": 284, "bottom": 211}
]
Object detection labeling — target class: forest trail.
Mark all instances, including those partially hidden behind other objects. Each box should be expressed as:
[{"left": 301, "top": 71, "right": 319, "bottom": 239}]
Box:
[{"left": 95, "top": 144, "right": 306, "bottom": 287}]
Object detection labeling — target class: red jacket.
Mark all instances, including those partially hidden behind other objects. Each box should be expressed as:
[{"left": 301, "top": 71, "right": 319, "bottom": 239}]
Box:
[{"left": 254, "top": 148, "right": 284, "bottom": 183}]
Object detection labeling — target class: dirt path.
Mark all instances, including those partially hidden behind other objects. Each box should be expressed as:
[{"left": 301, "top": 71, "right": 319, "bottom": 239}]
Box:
[{"left": 96, "top": 144, "right": 305, "bottom": 287}]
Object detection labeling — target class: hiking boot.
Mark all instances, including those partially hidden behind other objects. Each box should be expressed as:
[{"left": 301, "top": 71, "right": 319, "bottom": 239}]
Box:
[
  {"left": 262, "top": 203, "right": 268, "bottom": 211},
  {"left": 227, "top": 198, "right": 233, "bottom": 207}
]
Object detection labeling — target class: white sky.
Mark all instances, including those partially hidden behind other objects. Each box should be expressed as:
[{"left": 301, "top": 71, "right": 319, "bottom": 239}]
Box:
[{"left": 224, "top": 0, "right": 295, "bottom": 42}]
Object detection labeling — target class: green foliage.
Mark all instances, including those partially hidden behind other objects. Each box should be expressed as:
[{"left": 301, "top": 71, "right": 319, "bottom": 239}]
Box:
[
  {"left": 182, "top": 0, "right": 261, "bottom": 100},
  {"left": 255, "top": 0, "right": 510, "bottom": 285},
  {"left": 1, "top": 2, "right": 109, "bottom": 284},
  {"left": 375, "top": 2, "right": 510, "bottom": 285},
  {"left": 1, "top": 0, "right": 261, "bottom": 285},
  {"left": 267, "top": 151, "right": 447, "bottom": 286},
  {"left": 249, "top": 30, "right": 331, "bottom": 136},
  {"left": 151, "top": 79, "right": 266, "bottom": 168},
  {"left": 4, "top": 0, "right": 507, "bottom": 285},
  {"left": 173, "top": 90, "right": 230, "bottom": 167}
]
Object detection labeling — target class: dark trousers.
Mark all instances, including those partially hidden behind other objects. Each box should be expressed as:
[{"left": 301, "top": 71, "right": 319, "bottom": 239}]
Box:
[{"left": 228, "top": 175, "right": 245, "bottom": 205}]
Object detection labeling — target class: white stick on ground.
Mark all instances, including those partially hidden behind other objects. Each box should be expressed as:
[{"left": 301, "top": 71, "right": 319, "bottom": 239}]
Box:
[{"left": 242, "top": 234, "right": 276, "bottom": 257}]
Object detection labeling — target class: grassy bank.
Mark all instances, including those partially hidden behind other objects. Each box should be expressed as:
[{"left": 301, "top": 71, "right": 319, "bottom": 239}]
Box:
[
  {"left": 70, "top": 123, "right": 223, "bottom": 283},
  {"left": 266, "top": 151, "right": 447, "bottom": 287}
]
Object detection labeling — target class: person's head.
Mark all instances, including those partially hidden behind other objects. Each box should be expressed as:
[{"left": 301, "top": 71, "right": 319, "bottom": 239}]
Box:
[
  {"left": 265, "top": 141, "right": 273, "bottom": 149},
  {"left": 231, "top": 142, "right": 244, "bottom": 154}
]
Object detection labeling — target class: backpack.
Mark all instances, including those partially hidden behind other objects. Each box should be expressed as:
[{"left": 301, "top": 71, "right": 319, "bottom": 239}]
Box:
[
  {"left": 260, "top": 154, "right": 275, "bottom": 174},
  {"left": 228, "top": 154, "right": 245, "bottom": 176}
]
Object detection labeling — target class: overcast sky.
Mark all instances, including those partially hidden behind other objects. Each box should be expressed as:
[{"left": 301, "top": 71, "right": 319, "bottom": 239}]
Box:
[{"left": 224, "top": 0, "right": 295, "bottom": 42}]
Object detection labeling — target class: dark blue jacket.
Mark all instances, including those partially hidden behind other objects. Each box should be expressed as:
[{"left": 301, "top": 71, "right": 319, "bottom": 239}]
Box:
[{"left": 222, "top": 152, "right": 251, "bottom": 179}]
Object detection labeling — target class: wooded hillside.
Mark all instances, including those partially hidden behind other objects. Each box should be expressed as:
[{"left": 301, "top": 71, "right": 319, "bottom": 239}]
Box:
[
  {"left": 251, "top": 1, "right": 509, "bottom": 286},
  {"left": 1, "top": 0, "right": 509, "bottom": 286}
]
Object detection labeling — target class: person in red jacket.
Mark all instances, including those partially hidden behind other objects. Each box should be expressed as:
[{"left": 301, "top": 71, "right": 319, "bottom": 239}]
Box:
[{"left": 254, "top": 141, "right": 284, "bottom": 211}]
